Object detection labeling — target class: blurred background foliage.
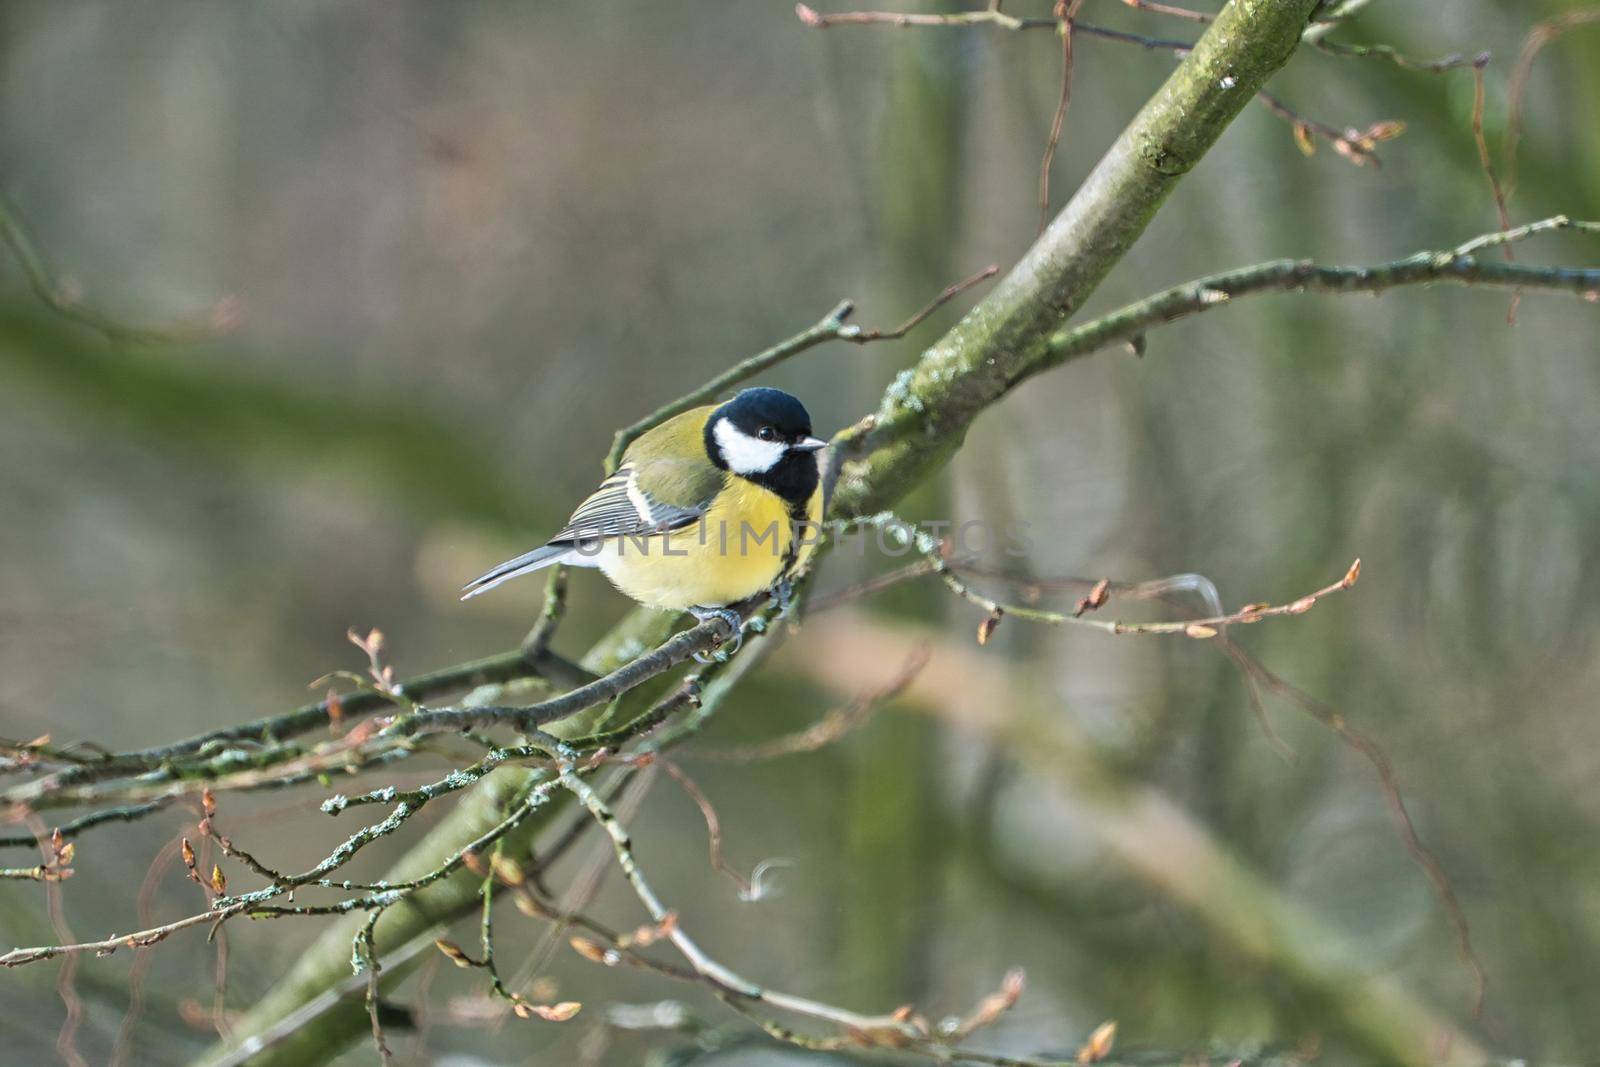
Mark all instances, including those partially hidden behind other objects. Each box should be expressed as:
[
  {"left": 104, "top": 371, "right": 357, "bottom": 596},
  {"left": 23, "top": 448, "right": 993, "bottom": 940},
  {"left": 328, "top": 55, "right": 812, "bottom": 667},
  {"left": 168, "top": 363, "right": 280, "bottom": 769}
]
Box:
[{"left": 2, "top": 2, "right": 1599, "bottom": 1064}]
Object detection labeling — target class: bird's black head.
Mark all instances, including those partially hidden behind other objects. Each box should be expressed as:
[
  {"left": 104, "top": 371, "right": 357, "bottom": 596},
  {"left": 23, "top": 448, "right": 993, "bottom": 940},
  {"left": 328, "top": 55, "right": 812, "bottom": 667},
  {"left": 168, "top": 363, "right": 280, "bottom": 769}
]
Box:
[
  {"left": 704, "top": 388, "right": 825, "bottom": 506},
  {"left": 715, "top": 387, "right": 814, "bottom": 445}
]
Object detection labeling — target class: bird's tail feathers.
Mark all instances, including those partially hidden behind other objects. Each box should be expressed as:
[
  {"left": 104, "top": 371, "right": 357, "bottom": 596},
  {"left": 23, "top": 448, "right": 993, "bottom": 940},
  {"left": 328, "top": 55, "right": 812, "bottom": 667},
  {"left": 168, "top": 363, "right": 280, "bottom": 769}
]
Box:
[{"left": 460, "top": 543, "right": 575, "bottom": 600}]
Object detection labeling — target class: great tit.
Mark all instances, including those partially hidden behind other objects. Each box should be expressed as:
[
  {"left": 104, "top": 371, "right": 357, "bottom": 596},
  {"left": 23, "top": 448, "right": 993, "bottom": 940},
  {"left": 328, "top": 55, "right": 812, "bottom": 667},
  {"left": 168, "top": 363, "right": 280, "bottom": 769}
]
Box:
[{"left": 462, "top": 388, "right": 827, "bottom": 632}]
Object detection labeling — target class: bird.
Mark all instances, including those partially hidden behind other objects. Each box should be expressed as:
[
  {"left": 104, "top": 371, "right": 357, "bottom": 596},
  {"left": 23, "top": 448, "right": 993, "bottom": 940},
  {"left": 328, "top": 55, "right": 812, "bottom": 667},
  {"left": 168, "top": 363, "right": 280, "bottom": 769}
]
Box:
[{"left": 461, "top": 387, "right": 828, "bottom": 648}]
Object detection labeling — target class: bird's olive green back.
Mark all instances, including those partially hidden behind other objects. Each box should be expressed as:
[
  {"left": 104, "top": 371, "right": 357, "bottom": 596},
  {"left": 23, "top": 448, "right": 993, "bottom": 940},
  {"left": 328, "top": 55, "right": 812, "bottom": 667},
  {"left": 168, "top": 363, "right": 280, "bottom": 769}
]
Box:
[{"left": 623, "top": 405, "right": 728, "bottom": 512}]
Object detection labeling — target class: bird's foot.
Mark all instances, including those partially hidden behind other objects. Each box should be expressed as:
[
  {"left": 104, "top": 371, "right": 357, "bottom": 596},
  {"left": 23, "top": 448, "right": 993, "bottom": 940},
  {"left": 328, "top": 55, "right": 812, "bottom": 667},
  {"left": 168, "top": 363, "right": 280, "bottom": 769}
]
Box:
[
  {"left": 689, "top": 606, "right": 744, "bottom": 663},
  {"left": 771, "top": 576, "right": 795, "bottom": 616}
]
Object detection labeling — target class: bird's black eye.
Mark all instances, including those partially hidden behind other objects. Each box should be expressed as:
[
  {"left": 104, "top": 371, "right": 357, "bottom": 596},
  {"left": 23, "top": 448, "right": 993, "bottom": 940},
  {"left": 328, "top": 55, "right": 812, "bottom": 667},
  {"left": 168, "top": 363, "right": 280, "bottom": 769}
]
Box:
[{"left": 757, "top": 426, "right": 776, "bottom": 441}]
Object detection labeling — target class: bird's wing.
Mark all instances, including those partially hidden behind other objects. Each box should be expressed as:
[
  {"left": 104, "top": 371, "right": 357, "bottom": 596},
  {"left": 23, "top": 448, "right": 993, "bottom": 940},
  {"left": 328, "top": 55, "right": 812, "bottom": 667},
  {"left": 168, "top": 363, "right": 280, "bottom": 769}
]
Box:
[
  {"left": 550, "top": 458, "right": 721, "bottom": 542},
  {"left": 461, "top": 412, "right": 725, "bottom": 600}
]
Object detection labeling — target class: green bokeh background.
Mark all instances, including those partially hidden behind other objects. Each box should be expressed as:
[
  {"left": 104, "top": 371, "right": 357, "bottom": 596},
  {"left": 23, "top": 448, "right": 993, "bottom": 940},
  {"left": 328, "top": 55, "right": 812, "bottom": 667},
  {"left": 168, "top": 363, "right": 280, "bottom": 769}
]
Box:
[{"left": 2, "top": 2, "right": 1598, "bottom": 1064}]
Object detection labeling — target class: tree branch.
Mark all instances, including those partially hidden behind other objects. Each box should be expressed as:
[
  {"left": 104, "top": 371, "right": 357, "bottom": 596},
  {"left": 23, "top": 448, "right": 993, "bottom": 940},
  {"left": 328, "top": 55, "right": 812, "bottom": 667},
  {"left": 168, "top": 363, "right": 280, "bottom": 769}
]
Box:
[
  {"left": 1039, "top": 215, "right": 1599, "bottom": 370},
  {"left": 828, "top": 0, "right": 1323, "bottom": 518},
  {"left": 604, "top": 266, "right": 994, "bottom": 474}
]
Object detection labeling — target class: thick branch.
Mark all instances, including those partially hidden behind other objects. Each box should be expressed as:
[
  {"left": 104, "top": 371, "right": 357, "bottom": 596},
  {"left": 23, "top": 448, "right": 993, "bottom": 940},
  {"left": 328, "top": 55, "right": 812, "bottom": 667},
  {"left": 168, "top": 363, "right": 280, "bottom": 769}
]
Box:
[{"left": 829, "top": 0, "right": 1322, "bottom": 517}]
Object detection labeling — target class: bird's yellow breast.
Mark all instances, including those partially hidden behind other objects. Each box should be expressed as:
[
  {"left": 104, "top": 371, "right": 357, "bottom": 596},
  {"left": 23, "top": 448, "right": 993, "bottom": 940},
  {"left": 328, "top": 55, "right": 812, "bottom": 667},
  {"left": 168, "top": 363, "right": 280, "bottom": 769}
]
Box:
[{"left": 593, "top": 476, "right": 822, "bottom": 611}]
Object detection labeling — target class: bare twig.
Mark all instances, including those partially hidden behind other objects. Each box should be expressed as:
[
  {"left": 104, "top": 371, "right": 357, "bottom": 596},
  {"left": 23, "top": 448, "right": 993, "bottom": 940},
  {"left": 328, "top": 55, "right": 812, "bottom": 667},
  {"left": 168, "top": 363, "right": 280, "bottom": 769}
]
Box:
[
  {"left": 1255, "top": 90, "right": 1404, "bottom": 166},
  {"left": 521, "top": 566, "right": 571, "bottom": 658},
  {"left": 693, "top": 644, "right": 929, "bottom": 762},
  {"left": 1122, "top": 0, "right": 1211, "bottom": 24},
  {"left": 800, "top": 3, "right": 1414, "bottom": 170},
  {"left": 605, "top": 267, "right": 995, "bottom": 472},
  {"left": 558, "top": 765, "right": 1042, "bottom": 1060},
  {"left": 1468, "top": 56, "right": 1519, "bottom": 321},
  {"left": 0, "top": 801, "right": 170, "bottom": 851},
  {"left": 355, "top": 916, "right": 395, "bottom": 1065},
  {"left": 656, "top": 761, "right": 758, "bottom": 898},
  {"left": 930, "top": 562, "right": 1486, "bottom": 1017},
  {"left": 4, "top": 639, "right": 594, "bottom": 805},
  {"left": 1309, "top": 37, "right": 1478, "bottom": 74},
  {"left": 1039, "top": 1, "right": 1086, "bottom": 233},
  {"left": 109, "top": 833, "right": 190, "bottom": 1067},
  {"left": 845, "top": 264, "right": 999, "bottom": 342},
  {"left": 1302, "top": 0, "right": 1381, "bottom": 43},
  {"left": 1, "top": 903, "right": 250, "bottom": 968},
  {"left": 804, "top": 559, "right": 944, "bottom": 614},
  {"left": 1035, "top": 216, "right": 1600, "bottom": 373},
  {"left": 1504, "top": 9, "right": 1600, "bottom": 201},
  {"left": 853, "top": 512, "right": 1364, "bottom": 640},
  {"left": 0, "top": 188, "right": 237, "bottom": 347},
  {"left": 23, "top": 816, "right": 90, "bottom": 1067},
  {"left": 1218, "top": 635, "right": 1488, "bottom": 1016}
]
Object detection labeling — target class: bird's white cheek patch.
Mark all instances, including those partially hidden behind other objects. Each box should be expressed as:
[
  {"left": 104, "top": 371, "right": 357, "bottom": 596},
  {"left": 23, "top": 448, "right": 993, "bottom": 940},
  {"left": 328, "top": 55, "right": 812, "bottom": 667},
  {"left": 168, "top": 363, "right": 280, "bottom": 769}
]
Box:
[{"left": 714, "top": 418, "right": 785, "bottom": 475}]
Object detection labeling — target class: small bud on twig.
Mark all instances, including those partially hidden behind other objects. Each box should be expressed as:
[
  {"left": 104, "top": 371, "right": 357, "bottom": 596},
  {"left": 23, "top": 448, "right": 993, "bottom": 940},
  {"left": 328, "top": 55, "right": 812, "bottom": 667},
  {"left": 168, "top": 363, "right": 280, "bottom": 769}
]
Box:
[
  {"left": 433, "top": 939, "right": 474, "bottom": 968},
  {"left": 1074, "top": 578, "right": 1111, "bottom": 617},
  {"left": 1077, "top": 1020, "right": 1117, "bottom": 1063},
  {"left": 326, "top": 688, "right": 345, "bottom": 734},
  {"left": 514, "top": 1000, "right": 581, "bottom": 1022},
  {"left": 491, "top": 855, "right": 525, "bottom": 887},
  {"left": 568, "top": 937, "right": 613, "bottom": 965},
  {"left": 1293, "top": 121, "right": 1317, "bottom": 156},
  {"left": 977, "top": 609, "right": 1003, "bottom": 646},
  {"left": 617, "top": 912, "right": 677, "bottom": 949}
]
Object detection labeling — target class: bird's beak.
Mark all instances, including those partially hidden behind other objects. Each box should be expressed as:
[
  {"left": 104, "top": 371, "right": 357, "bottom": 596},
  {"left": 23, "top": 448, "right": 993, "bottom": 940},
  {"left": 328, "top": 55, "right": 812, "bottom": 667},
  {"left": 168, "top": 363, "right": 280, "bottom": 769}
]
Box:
[{"left": 792, "top": 436, "right": 829, "bottom": 453}]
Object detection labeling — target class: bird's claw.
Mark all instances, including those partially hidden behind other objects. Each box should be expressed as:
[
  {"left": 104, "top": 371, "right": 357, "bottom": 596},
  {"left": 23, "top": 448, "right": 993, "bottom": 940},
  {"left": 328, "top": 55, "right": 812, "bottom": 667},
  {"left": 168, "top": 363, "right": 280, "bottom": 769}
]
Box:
[
  {"left": 772, "top": 576, "right": 795, "bottom": 615},
  {"left": 689, "top": 606, "right": 744, "bottom": 663}
]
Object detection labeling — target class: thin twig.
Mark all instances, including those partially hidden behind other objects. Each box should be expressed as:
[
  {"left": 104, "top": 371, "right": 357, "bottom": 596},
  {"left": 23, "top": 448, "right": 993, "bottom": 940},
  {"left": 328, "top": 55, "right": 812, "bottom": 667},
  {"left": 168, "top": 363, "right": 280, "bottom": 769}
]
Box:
[
  {"left": 1468, "top": 56, "right": 1518, "bottom": 322},
  {"left": 605, "top": 268, "right": 995, "bottom": 472},
  {"left": 5, "top": 643, "right": 592, "bottom": 803},
  {"left": 947, "top": 554, "right": 1362, "bottom": 638},
  {"left": 804, "top": 559, "right": 944, "bottom": 614},
  {"left": 0, "top": 801, "right": 170, "bottom": 851},
  {"left": 656, "top": 760, "right": 756, "bottom": 898},
  {"left": 844, "top": 264, "right": 999, "bottom": 342},
  {"left": 1122, "top": 0, "right": 1210, "bottom": 24},
  {"left": 936, "top": 562, "right": 1486, "bottom": 1018},
  {"left": 693, "top": 644, "right": 929, "bottom": 762},
  {"left": 1217, "top": 634, "right": 1488, "bottom": 1016},
  {"left": 0, "top": 189, "right": 237, "bottom": 346},
  {"left": 355, "top": 914, "right": 395, "bottom": 1065},
  {"left": 23, "top": 815, "right": 89, "bottom": 1067},
  {"left": 1, "top": 904, "right": 250, "bottom": 967},
  {"left": 521, "top": 566, "right": 571, "bottom": 658},
  {"left": 1504, "top": 9, "right": 1600, "bottom": 201},
  {"left": 1302, "top": 0, "right": 1381, "bottom": 43},
  {"left": 1309, "top": 37, "right": 1478, "bottom": 74},
  {"left": 1038, "top": 2, "right": 1084, "bottom": 233},
  {"left": 1037, "top": 216, "right": 1600, "bottom": 370},
  {"left": 560, "top": 765, "right": 1046, "bottom": 1061},
  {"left": 1255, "top": 89, "right": 1403, "bottom": 166},
  {"left": 109, "top": 833, "right": 189, "bottom": 1067},
  {"left": 800, "top": 3, "right": 1408, "bottom": 169}
]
